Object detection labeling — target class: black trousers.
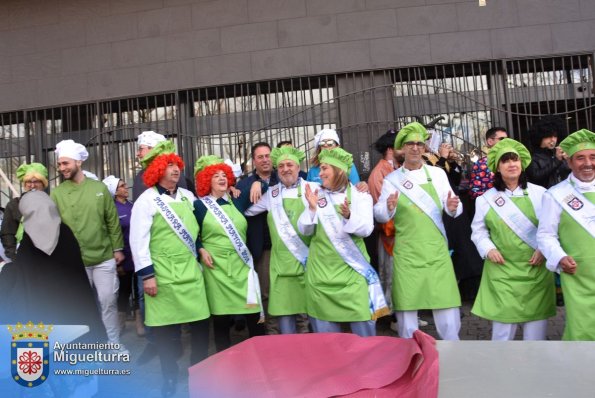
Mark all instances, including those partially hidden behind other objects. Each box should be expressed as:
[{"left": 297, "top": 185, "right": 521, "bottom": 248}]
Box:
[
  {"left": 152, "top": 319, "right": 209, "bottom": 379},
  {"left": 212, "top": 313, "right": 264, "bottom": 352}
]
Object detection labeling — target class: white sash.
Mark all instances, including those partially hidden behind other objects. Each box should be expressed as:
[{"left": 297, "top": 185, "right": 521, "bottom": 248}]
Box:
[
  {"left": 269, "top": 182, "right": 309, "bottom": 267},
  {"left": 483, "top": 188, "right": 538, "bottom": 249},
  {"left": 317, "top": 189, "right": 389, "bottom": 319},
  {"left": 385, "top": 167, "right": 447, "bottom": 241},
  {"left": 200, "top": 196, "right": 263, "bottom": 311},
  {"left": 549, "top": 180, "right": 595, "bottom": 239},
  {"left": 152, "top": 194, "right": 197, "bottom": 257}
]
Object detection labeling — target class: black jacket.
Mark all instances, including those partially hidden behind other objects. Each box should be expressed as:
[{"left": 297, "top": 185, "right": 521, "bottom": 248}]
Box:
[
  {"left": 526, "top": 147, "right": 571, "bottom": 189},
  {"left": 235, "top": 170, "right": 279, "bottom": 262}
]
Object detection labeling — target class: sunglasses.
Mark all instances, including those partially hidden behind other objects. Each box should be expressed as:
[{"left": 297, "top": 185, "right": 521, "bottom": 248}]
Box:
[{"left": 319, "top": 139, "right": 338, "bottom": 148}]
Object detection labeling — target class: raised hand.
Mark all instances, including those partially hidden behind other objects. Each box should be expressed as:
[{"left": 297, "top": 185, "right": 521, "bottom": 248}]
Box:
[
  {"left": 387, "top": 192, "right": 398, "bottom": 212},
  {"left": 340, "top": 197, "right": 351, "bottom": 219},
  {"left": 305, "top": 184, "right": 319, "bottom": 211},
  {"left": 446, "top": 190, "right": 460, "bottom": 213}
]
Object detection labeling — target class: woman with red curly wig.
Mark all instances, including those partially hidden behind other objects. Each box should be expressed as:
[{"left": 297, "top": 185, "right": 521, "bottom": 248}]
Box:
[{"left": 193, "top": 155, "right": 265, "bottom": 352}]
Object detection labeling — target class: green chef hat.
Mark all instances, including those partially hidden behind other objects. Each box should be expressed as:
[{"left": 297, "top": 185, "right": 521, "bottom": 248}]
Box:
[
  {"left": 559, "top": 129, "right": 595, "bottom": 157},
  {"left": 140, "top": 140, "right": 176, "bottom": 169},
  {"left": 487, "top": 138, "right": 531, "bottom": 172},
  {"left": 16, "top": 162, "right": 48, "bottom": 182},
  {"left": 194, "top": 155, "right": 224, "bottom": 176},
  {"left": 270, "top": 147, "right": 306, "bottom": 168},
  {"left": 394, "top": 122, "right": 430, "bottom": 150},
  {"left": 318, "top": 147, "right": 353, "bottom": 173}
]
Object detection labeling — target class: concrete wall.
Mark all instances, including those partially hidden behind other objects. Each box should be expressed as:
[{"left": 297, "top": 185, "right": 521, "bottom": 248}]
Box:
[{"left": 1, "top": 0, "right": 594, "bottom": 112}]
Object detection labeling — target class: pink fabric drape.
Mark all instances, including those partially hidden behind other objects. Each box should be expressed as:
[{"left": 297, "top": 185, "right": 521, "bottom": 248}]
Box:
[{"left": 189, "top": 330, "right": 438, "bottom": 398}]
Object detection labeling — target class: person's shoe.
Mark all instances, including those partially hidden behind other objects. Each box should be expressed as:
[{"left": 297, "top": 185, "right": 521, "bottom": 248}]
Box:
[
  {"left": 108, "top": 343, "right": 129, "bottom": 356},
  {"left": 134, "top": 309, "right": 145, "bottom": 337},
  {"left": 136, "top": 342, "right": 158, "bottom": 365},
  {"left": 233, "top": 316, "right": 246, "bottom": 332},
  {"left": 118, "top": 312, "right": 127, "bottom": 333},
  {"left": 390, "top": 321, "right": 398, "bottom": 333},
  {"left": 417, "top": 318, "right": 429, "bottom": 327},
  {"left": 161, "top": 377, "right": 177, "bottom": 397}
]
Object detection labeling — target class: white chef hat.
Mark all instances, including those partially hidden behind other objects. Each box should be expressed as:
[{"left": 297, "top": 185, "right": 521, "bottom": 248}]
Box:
[
  {"left": 102, "top": 175, "right": 120, "bottom": 197},
  {"left": 224, "top": 159, "right": 243, "bottom": 178},
  {"left": 82, "top": 170, "right": 99, "bottom": 180},
  {"left": 55, "top": 139, "right": 89, "bottom": 161},
  {"left": 314, "top": 128, "right": 340, "bottom": 148},
  {"left": 137, "top": 131, "right": 166, "bottom": 148}
]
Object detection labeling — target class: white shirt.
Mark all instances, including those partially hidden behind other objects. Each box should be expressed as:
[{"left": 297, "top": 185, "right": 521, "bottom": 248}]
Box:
[
  {"left": 373, "top": 165, "right": 463, "bottom": 224},
  {"left": 297, "top": 184, "right": 374, "bottom": 238},
  {"left": 129, "top": 187, "right": 196, "bottom": 272},
  {"left": 471, "top": 183, "right": 545, "bottom": 259},
  {"left": 537, "top": 174, "right": 595, "bottom": 272},
  {"left": 245, "top": 178, "right": 316, "bottom": 217}
]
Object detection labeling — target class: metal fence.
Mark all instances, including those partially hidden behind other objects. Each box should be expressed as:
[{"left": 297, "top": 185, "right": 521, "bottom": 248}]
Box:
[{"left": 1, "top": 53, "right": 593, "bottom": 206}]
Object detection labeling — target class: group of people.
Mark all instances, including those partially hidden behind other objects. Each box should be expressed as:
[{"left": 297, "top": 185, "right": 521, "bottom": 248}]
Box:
[{"left": 0, "top": 122, "right": 593, "bottom": 395}]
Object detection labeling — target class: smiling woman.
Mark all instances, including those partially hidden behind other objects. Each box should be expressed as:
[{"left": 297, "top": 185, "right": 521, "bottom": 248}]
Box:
[
  {"left": 471, "top": 138, "right": 555, "bottom": 341},
  {"left": 192, "top": 155, "right": 265, "bottom": 352}
]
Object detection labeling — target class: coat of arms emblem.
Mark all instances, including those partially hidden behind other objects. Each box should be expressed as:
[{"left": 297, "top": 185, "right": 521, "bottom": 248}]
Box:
[
  {"left": 567, "top": 196, "right": 584, "bottom": 211},
  {"left": 317, "top": 197, "right": 327, "bottom": 208},
  {"left": 9, "top": 322, "right": 52, "bottom": 388}
]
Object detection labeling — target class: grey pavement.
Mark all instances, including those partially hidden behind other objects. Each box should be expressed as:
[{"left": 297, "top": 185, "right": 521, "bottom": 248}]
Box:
[{"left": 111, "top": 301, "right": 566, "bottom": 397}]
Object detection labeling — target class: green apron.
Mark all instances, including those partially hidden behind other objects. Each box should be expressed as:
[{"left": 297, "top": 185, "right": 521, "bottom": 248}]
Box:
[
  {"left": 145, "top": 196, "right": 210, "bottom": 327},
  {"left": 471, "top": 194, "right": 555, "bottom": 323},
  {"left": 559, "top": 191, "right": 595, "bottom": 340},
  {"left": 392, "top": 170, "right": 461, "bottom": 310},
  {"left": 305, "top": 188, "right": 371, "bottom": 322},
  {"left": 266, "top": 187, "right": 309, "bottom": 316},
  {"left": 201, "top": 201, "right": 261, "bottom": 315}
]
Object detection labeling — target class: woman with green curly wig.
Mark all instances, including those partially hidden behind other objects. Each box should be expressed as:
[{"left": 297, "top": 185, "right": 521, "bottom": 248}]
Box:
[{"left": 1, "top": 162, "right": 48, "bottom": 261}]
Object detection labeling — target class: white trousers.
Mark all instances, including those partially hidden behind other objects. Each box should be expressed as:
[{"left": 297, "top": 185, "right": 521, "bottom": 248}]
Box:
[
  {"left": 396, "top": 308, "right": 460, "bottom": 340},
  {"left": 491, "top": 319, "right": 548, "bottom": 341},
  {"left": 377, "top": 239, "right": 393, "bottom": 310},
  {"left": 85, "top": 258, "right": 120, "bottom": 344}
]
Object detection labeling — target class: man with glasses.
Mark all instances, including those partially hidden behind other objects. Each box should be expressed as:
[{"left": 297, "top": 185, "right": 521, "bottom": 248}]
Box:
[
  {"left": 0, "top": 163, "right": 48, "bottom": 261},
  {"left": 374, "top": 122, "right": 463, "bottom": 340},
  {"left": 306, "top": 129, "right": 361, "bottom": 184},
  {"left": 469, "top": 127, "right": 509, "bottom": 200}
]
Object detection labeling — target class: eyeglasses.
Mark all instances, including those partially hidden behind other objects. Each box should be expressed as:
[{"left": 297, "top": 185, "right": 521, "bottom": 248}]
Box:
[
  {"left": 24, "top": 179, "right": 43, "bottom": 185},
  {"left": 319, "top": 139, "right": 338, "bottom": 148},
  {"left": 494, "top": 136, "right": 507, "bottom": 142},
  {"left": 404, "top": 141, "right": 425, "bottom": 148}
]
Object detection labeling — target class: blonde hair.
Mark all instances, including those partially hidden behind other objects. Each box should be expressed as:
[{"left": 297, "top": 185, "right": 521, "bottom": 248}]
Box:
[
  {"left": 323, "top": 164, "right": 349, "bottom": 191},
  {"left": 23, "top": 172, "right": 48, "bottom": 188}
]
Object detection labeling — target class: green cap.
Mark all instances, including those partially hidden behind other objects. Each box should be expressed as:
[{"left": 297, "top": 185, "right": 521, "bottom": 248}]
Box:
[
  {"left": 140, "top": 140, "right": 176, "bottom": 169},
  {"left": 16, "top": 162, "right": 48, "bottom": 182},
  {"left": 270, "top": 147, "right": 305, "bottom": 168},
  {"left": 318, "top": 147, "right": 353, "bottom": 173},
  {"left": 487, "top": 138, "right": 531, "bottom": 172},
  {"left": 394, "top": 122, "right": 430, "bottom": 150},
  {"left": 194, "top": 155, "right": 224, "bottom": 176},
  {"left": 559, "top": 129, "right": 595, "bottom": 157}
]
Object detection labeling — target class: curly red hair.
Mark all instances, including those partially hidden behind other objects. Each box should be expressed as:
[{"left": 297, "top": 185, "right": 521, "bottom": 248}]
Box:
[
  {"left": 143, "top": 153, "right": 185, "bottom": 188},
  {"left": 195, "top": 163, "right": 235, "bottom": 197}
]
